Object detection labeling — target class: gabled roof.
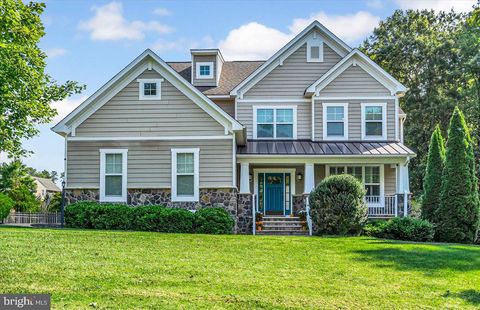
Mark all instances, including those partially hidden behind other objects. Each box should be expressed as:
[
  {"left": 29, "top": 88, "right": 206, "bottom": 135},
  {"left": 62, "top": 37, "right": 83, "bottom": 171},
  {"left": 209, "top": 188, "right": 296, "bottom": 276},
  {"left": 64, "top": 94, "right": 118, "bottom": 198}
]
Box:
[
  {"left": 52, "top": 49, "right": 243, "bottom": 136},
  {"left": 230, "top": 20, "right": 352, "bottom": 98},
  {"left": 305, "top": 49, "right": 407, "bottom": 97},
  {"left": 33, "top": 177, "right": 61, "bottom": 192},
  {"left": 168, "top": 61, "right": 264, "bottom": 96}
]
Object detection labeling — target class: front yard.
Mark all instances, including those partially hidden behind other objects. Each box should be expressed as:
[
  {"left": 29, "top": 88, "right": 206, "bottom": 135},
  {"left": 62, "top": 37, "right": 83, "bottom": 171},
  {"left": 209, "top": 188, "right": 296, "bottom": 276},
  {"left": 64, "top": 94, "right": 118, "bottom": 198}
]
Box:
[{"left": 0, "top": 227, "right": 479, "bottom": 309}]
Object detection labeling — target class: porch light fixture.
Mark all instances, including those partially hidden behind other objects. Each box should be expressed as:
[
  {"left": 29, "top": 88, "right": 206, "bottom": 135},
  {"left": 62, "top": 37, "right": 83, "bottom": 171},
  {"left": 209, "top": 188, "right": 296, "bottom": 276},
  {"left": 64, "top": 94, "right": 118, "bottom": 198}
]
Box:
[{"left": 297, "top": 172, "right": 303, "bottom": 181}]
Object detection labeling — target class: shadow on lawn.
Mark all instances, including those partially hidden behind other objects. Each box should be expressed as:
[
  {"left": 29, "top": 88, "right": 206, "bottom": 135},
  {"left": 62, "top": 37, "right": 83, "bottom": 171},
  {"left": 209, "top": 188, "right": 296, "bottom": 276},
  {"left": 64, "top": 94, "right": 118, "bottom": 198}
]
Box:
[
  {"left": 353, "top": 240, "right": 480, "bottom": 274},
  {"left": 444, "top": 290, "right": 480, "bottom": 306}
]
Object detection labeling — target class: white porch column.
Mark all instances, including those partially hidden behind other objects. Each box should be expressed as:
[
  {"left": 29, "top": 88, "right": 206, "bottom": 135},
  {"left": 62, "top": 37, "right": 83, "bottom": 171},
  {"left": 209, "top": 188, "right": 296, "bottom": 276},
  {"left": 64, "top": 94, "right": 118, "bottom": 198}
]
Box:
[
  {"left": 304, "top": 163, "right": 315, "bottom": 194},
  {"left": 240, "top": 162, "right": 250, "bottom": 194}
]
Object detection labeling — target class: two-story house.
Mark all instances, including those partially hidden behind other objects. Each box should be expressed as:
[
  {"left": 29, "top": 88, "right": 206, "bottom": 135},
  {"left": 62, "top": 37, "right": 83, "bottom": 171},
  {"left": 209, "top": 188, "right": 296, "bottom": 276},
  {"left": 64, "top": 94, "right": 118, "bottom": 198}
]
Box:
[{"left": 53, "top": 21, "right": 415, "bottom": 234}]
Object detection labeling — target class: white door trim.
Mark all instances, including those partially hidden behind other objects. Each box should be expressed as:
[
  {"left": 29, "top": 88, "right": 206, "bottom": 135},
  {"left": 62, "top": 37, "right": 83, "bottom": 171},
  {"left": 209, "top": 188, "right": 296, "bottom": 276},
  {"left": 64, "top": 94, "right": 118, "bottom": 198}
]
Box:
[{"left": 253, "top": 168, "right": 296, "bottom": 216}]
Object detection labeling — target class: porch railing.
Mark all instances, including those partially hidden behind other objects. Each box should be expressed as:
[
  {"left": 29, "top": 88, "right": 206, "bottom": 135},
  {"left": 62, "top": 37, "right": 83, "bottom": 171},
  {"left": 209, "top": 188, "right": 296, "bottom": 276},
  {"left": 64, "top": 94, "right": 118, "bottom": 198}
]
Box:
[
  {"left": 366, "top": 195, "right": 397, "bottom": 217},
  {"left": 4, "top": 212, "right": 61, "bottom": 225},
  {"left": 304, "top": 196, "right": 313, "bottom": 236}
]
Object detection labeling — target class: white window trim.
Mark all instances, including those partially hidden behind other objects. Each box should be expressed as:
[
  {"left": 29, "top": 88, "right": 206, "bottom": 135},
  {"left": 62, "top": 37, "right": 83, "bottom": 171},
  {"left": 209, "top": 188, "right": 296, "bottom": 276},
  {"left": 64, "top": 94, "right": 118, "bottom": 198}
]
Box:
[
  {"left": 307, "top": 36, "right": 324, "bottom": 62},
  {"left": 99, "top": 149, "right": 128, "bottom": 203},
  {"left": 361, "top": 102, "right": 387, "bottom": 140},
  {"left": 325, "top": 164, "right": 385, "bottom": 206},
  {"left": 171, "top": 148, "right": 200, "bottom": 202},
  {"left": 253, "top": 106, "right": 297, "bottom": 139},
  {"left": 195, "top": 62, "right": 214, "bottom": 79},
  {"left": 322, "top": 102, "right": 348, "bottom": 140},
  {"left": 137, "top": 78, "right": 163, "bottom": 100}
]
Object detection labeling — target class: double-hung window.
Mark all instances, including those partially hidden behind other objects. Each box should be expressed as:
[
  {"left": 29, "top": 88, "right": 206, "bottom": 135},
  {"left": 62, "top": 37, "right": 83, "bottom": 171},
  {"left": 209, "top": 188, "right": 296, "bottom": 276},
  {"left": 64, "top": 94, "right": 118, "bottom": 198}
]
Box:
[
  {"left": 323, "top": 103, "right": 348, "bottom": 140},
  {"left": 138, "top": 78, "right": 163, "bottom": 100},
  {"left": 196, "top": 62, "right": 214, "bottom": 79},
  {"left": 327, "top": 165, "right": 382, "bottom": 198},
  {"left": 100, "top": 149, "right": 128, "bottom": 202},
  {"left": 362, "top": 103, "right": 387, "bottom": 140},
  {"left": 171, "top": 148, "right": 199, "bottom": 202},
  {"left": 254, "top": 107, "right": 296, "bottom": 139}
]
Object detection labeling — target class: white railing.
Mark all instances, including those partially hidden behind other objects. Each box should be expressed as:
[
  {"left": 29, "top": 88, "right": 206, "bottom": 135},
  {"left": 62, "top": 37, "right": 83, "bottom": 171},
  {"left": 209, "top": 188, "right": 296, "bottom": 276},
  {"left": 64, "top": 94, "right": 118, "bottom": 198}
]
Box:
[
  {"left": 366, "top": 195, "right": 397, "bottom": 217},
  {"left": 4, "top": 212, "right": 61, "bottom": 225},
  {"left": 252, "top": 194, "right": 256, "bottom": 235},
  {"left": 305, "top": 196, "right": 313, "bottom": 236}
]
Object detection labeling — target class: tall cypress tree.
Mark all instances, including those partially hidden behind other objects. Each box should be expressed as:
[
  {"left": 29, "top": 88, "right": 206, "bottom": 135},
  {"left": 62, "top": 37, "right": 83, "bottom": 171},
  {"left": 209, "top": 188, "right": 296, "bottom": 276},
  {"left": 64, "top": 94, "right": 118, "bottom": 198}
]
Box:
[
  {"left": 435, "top": 107, "right": 480, "bottom": 243},
  {"left": 422, "top": 125, "right": 445, "bottom": 224}
]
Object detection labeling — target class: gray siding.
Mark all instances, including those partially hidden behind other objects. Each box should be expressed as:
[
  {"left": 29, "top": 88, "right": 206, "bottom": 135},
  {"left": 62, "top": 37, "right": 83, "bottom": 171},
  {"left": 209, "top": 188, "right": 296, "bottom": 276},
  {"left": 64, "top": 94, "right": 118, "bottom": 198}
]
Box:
[
  {"left": 66, "top": 139, "right": 233, "bottom": 189},
  {"left": 314, "top": 99, "right": 396, "bottom": 141},
  {"left": 213, "top": 99, "right": 235, "bottom": 117},
  {"left": 75, "top": 70, "right": 225, "bottom": 137},
  {"left": 244, "top": 44, "right": 342, "bottom": 99},
  {"left": 385, "top": 165, "right": 396, "bottom": 195},
  {"left": 192, "top": 55, "right": 217, "bottom": 86},
  {"left": 236, "top": 102, "right": 311, "bottom": 139},
  {"left": 319, "top": 65, "right": 391, "bottom": 96}
]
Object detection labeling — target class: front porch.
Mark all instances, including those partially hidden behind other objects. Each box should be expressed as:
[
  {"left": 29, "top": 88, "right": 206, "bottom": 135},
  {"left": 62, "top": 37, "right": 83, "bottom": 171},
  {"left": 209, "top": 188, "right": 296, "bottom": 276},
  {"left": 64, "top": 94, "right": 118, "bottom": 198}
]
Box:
[{"left": 238, "top": 161, "right": 412, "bottom": 220}]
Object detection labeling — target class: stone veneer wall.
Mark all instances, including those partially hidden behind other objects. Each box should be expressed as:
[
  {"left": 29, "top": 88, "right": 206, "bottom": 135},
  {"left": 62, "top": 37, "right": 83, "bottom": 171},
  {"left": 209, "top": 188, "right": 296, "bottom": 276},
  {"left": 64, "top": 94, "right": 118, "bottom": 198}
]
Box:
[
  {"left": 292, "top": 195, "right": 305, "bottom": 215},
  {"left": 64, "top": 188, "right": 256, "bottom": 234}
]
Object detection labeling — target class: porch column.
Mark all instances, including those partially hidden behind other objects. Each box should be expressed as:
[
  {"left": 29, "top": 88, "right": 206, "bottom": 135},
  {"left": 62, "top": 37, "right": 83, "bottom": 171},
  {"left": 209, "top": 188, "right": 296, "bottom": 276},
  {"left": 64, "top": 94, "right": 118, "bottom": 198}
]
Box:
[
  {"left": 304, "top": 163, "right": 315, "bottom": 194},
  {"left": 240, "top": 162, "right": 250, "bottom": 194}
]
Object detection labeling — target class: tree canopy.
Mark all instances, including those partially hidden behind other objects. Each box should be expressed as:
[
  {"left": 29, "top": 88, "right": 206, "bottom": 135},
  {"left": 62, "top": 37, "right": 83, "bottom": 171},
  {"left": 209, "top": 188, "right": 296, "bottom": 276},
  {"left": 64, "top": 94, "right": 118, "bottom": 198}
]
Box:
[
  {"left": 361, "top": 6, "right": 479, "bottom": 195},
  {"left": 0, "top": 0, "right": 84, "bottom": 158}
]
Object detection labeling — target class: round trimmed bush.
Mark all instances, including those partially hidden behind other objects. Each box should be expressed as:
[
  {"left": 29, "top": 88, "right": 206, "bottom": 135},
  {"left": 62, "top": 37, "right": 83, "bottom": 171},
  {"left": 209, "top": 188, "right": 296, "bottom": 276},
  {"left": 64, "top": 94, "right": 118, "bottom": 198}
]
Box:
[
  {"left": 0, "top": 193, "right": 14, "bottom": 221},
  {"left": 194, "top": 207, "right": 234, "bottom": 234},
  {"left": 379, "top": 217, "right": 435, "bottom": 242},
  {"left": 310, "top": 174, "right": 368, "bottom": 235}
]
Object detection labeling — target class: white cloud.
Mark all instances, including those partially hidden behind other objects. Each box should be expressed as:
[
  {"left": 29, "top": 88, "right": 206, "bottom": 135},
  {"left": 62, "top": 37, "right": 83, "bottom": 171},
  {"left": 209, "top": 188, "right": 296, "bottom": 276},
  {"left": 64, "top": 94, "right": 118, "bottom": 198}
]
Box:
[
  {"left": 152, "top": 36, "right": 215, "bottom": 53},
  {"left": 395, "top": 0, "right": 476, "bottom": 12},
  {"left": 45, "top": 48, "right": 67, "bottom": 58},
  {"left": 153, "top": 8, "right": 172, "bottom": 16},
  {"left": 50, "top": 95, "right": 87, "bottom": 123},
  {"left": 219, "top": 11, "right": 380, "bottom": 60},
  {"left": 366, "top": 0, "right": 384, "bottom": 9},
  {"left": 289, "top": 11, "right": 381, "bottom": 43},
  {"left": 79, "top": 1, "right": 173, "bottom": 41},
  {"left": 219, "top": 22, "right": 293, "bottom": 60}
]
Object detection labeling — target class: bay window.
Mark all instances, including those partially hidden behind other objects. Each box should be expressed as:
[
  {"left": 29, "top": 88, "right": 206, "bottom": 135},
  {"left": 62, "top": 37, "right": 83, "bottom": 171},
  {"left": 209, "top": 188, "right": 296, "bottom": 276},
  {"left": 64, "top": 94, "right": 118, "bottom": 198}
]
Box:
[
  {"left": 100, "top": 149, "right": 128, "bottom": 202},
  {"left": 171, "top": 148, "right": 199, "bottom": 202},
  {"left": 254, "top": 107, "right": 296, "bottom": 139}
]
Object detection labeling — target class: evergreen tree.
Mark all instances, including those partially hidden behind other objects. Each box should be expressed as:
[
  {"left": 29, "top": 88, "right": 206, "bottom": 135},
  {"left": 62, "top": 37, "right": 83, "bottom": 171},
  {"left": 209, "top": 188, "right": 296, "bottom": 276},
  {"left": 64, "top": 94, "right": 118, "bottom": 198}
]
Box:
[
  {"left": 422, "top": 125, "right": 445, "bottom": 224},
  {"left": 435, "top": 107, "right": 480, "bottom": 243}
]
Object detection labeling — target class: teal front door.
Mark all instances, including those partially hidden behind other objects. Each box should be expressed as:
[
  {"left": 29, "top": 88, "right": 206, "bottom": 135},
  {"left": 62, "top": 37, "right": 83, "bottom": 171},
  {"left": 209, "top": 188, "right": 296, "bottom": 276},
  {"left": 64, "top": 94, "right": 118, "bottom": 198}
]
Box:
[{"left": 265, "top": 173, "right": 284, "bottom": 215}]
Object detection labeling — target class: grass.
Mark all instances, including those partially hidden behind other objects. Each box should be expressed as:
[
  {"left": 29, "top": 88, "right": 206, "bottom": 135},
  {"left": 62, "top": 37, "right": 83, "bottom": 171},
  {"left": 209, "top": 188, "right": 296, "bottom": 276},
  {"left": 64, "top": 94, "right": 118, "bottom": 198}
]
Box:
[{"left": 0, "top": 227, "right": 479, "bottom": 309}]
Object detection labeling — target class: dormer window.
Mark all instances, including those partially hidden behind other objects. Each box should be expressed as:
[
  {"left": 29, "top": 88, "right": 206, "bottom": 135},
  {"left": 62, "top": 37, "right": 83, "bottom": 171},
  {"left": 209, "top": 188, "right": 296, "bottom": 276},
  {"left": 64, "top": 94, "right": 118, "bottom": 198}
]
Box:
[
  {"left": 138, "top": 78, "right": 163, "bottom": 100},
  {"left": 307, "top": 36, "right": 323, "bottom": 62},
  {"left": 196, "top": 62, "right": 213, "bottom": 79}
]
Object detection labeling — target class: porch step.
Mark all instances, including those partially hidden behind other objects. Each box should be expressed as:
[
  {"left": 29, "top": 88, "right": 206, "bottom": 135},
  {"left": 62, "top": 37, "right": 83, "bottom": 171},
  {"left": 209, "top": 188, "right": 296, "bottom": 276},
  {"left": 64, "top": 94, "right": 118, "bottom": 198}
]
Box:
[{"left": 256, "top": 216, "right": 308, "bottom": 236}]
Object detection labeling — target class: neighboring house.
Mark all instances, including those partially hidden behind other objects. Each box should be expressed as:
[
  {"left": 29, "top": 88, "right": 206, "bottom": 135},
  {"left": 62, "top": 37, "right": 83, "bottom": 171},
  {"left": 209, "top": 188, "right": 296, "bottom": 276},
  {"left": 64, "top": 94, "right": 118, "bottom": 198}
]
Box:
[
  {"left": 52, "top": 21, "right": 415, "bottom": 234},
  {"left": 33, "top": 177, "right": 61, "bottom": 200}
]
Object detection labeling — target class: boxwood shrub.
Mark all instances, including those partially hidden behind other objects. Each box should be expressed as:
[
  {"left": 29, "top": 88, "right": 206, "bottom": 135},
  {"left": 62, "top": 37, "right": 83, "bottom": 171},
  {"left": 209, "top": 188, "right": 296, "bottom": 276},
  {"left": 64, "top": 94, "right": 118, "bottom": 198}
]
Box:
[
  {"left": 194, "top": 207, "right": 234, "bottom": 234},
  {"left": 65, "top": 202, "right": 233, "bottom": 234},
  {"left": 364, "top": 217, "right": 435, "bottom": 242}
]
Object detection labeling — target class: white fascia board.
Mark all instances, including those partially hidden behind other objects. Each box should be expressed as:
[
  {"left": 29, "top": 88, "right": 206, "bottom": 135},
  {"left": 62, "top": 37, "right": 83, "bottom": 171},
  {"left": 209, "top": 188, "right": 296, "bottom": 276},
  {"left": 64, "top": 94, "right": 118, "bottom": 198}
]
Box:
[
  {"left": 230, "top": 21, "right": 352, "bottom": 97},
  {"left": 52, "top": 49, "right": 243, "bottom": 135},
  {"left": 305, "top": 49, "right": 407, "bottom": 97}
]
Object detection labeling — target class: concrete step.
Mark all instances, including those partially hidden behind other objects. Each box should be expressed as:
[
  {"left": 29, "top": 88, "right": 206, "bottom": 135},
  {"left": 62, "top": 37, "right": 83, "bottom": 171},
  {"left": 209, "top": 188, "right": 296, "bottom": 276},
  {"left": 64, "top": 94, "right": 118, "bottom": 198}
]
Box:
[
  {"left": 261, "top": 216, "right": 301, "bottom": 222},
  {"left": 256, "top": 230, "right": 309, "bottom": 236},
  {"left": 261, "top": 226, "right": 305, "bottom": 231}
]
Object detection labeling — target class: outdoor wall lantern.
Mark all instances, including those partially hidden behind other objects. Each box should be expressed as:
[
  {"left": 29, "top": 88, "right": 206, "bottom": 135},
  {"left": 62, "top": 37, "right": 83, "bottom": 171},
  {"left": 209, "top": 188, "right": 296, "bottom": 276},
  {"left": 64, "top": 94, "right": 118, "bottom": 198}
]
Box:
[{"left": 297, "top": 172, "right": 303, "bottom": 181}]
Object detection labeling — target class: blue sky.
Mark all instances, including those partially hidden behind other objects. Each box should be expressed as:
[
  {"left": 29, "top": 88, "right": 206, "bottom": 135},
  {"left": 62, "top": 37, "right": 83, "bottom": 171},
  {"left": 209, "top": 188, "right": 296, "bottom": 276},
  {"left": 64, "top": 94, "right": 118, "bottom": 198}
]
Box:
[{"left": 19, "top": 0, "right": 476, "bottom": 176}]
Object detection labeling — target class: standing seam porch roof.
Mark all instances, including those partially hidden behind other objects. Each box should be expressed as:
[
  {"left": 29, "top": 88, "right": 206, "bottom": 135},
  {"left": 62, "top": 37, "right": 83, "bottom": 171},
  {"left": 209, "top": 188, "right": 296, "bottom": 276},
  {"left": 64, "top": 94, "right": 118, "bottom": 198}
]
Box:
[{"left": 237, "top": 140, "right": 415, "bottom": 156}]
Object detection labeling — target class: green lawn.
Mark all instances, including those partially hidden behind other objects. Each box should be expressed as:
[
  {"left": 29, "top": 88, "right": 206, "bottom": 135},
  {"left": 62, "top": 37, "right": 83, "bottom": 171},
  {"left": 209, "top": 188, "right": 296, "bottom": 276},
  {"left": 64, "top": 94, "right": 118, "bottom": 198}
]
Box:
[{"left": 0, "top": 227, "right": 479, "bottom": 309}]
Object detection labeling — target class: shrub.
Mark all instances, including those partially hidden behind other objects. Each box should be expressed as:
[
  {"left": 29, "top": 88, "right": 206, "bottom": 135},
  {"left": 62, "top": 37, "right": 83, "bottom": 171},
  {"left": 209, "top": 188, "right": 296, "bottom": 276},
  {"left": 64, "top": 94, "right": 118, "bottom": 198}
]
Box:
[
  {"left": 422, "top": 124, "right": 445, "bottom": 224},
  {"left": 362, "top": 220, "right": 388, "bottom": 237},
  {"left": 65, "top": 202, "right": 232, "bottom": 234},
  {"left": 310, "top": 174, "right": 368, "bottom": 235},
  {"left": 378, "top": 217, "right": 435, "bottom": 242},
  {"left": 194, "top": 208, "right": 234, "bottom": 234},
  {"left": 436, "top": 107, "right": 480, "bottom": 243},
  {"left": 0, "top": 193, "right": 14, "bottom": 221}
]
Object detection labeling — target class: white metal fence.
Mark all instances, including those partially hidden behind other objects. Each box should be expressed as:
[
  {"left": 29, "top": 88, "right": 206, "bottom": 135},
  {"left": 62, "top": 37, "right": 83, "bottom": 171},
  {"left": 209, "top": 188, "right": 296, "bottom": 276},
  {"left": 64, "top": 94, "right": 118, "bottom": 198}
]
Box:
[{"left": 4, "top": 212, "right": 61, "bottom": 225}]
